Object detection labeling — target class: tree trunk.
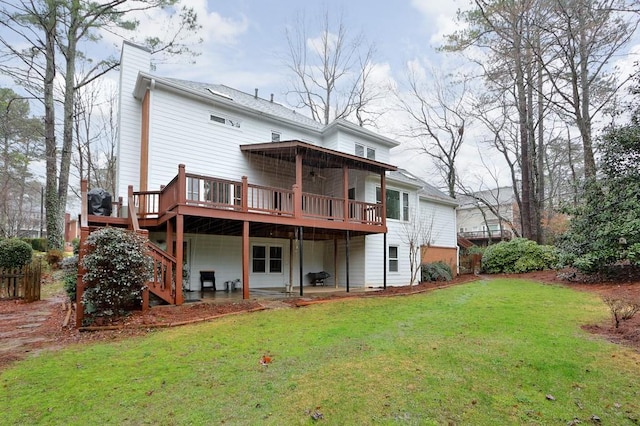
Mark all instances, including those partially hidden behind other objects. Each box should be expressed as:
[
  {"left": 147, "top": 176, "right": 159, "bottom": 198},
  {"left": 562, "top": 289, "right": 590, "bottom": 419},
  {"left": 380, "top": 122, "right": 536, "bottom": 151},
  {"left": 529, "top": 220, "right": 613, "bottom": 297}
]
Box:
[
  {"left": 577, "top": 5, "right": 596, "bottom": 178},
  {"left": 514, "top": 23, "right": 533, "bottom": 240},
  {"left": 44, "top": 3, "right": 64, "bottom": 251},
  {"left": 57, "top": 0, "right": 79, "bottom": 237}
]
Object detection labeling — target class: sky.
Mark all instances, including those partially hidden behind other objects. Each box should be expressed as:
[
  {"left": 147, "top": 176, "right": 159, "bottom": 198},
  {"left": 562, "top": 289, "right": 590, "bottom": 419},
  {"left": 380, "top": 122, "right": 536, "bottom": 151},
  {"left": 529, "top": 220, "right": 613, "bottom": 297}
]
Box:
[
  {"left": 99, "top": 0, "right": 480, "bottom": 190},
  {"left": 6, "top": 0, "right": 640, "bottom": 196}
]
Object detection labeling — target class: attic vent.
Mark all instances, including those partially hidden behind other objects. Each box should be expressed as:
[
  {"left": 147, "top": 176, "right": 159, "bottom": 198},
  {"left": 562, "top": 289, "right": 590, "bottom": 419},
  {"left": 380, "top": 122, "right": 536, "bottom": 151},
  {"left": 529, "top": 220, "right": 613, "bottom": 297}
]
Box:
[
  {"left": 209, "top": 113, "right": 241, "bottom": 128},
  {"left": 206, "top": 88, "right": 233, "bottom": 100},
  {"left": 210, "top": 114, "right": 226, "bottom": 124}
]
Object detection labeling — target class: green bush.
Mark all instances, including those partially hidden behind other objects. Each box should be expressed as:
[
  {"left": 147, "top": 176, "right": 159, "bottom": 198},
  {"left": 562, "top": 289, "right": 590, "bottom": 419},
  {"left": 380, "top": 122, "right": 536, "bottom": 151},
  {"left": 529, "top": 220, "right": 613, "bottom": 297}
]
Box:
[
  {"left": 0, "top": 239, "right": 33, "bottom": 268},
  {"left": 46, "top": 249, "right": 64, "bottom": 269},
  {"left": 81, "top": 228, "right": 152, "bottom": 318},
  {"left": 60, "top": 256, "right": 78, "bottom": 301},
  {"left": 21, "top": 238, "right": 47, "bottom": 252},
  {"left": 482, "top": 238, "right": 558, "bottom": 274},
  {"left": 71, "top": 238, "right": 80, "bottom": 255},
  {"left": 421, "top": 261, "right": 453, "bottom": 282}
]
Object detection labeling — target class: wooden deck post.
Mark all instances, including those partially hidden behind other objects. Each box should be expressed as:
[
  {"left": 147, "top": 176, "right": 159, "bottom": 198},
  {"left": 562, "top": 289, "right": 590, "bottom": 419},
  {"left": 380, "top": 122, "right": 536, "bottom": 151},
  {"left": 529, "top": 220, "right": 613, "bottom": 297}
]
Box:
[
  {"left": 177, "top": 164, "right": 186, "bottom": 204},
  {"left": 175, "top": 214, "right": 184, "bottom": 305},
  {"left": 166, "top": 218, "right": 174, "bottom": 291},
  {"left": 343, "top": 166, "right": 349, "bottom": 222},
  {"left": 333, "top": 238, "right": 338, "bottom": 288},
  {"left": 294, "top": 153, "right": 303, "bottom": 218},
  {"left": 383, "top": 232, "right": 387, "bottom": 289},
  {"left": 241, "top": 176, "right": 248, "bottom": 212},
  {"left": 142, "top": 288, "right": 149, "bottom": 313},
  {"left": 345, "top": 230, "right": 350, "bottom": 293},
  {"left": 75, "top": 227, "right": 89, "bottom": 327},
  {"left": 242, "top": 221, "right": 250, "bottom": 299},
  {"left": 293, "top": 184, "right": 302, "bottom": 218},
  {"left": 76, "top": 180, "right": 89, "bottom": 327},
  {"left": 298, "top": 226, "right": 304, "bottom": 296},
  {"left": 381, "top": 172, "right": 387, "bottom": 227}
]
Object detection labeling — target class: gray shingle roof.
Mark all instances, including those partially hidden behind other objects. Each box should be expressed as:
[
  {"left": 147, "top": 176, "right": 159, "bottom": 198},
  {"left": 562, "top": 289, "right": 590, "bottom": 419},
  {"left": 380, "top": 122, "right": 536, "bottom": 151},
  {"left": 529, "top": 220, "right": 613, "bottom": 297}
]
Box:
[
  {"left": 388, "top": 169, "right": 458, "bottom": 206},
  {"left": 163, "top": 78, "right": 324, "bottom": 130},
  {"left": 456, "top": 186, "right": 515, "bottom": 208}
]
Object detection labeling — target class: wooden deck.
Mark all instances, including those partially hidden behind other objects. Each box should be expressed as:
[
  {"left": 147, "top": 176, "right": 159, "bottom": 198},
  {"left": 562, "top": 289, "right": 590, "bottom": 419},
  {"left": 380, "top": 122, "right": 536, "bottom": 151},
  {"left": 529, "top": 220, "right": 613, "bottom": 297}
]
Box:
[{"left": 113, "top": 165, "right": 386, "bottom": 234}]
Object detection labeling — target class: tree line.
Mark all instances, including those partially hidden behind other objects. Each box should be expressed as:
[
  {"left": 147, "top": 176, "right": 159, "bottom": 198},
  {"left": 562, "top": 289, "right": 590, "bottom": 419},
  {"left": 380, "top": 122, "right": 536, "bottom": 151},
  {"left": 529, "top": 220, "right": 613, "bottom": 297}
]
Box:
[{"left": 0, "top": 0, "right": 638, "bottom": 255}]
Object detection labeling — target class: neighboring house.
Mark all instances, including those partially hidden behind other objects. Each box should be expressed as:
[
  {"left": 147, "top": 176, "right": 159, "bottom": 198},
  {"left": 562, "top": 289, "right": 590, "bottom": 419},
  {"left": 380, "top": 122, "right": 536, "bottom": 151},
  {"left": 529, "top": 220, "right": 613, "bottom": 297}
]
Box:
[
  {"left": 79, "top": 41, "right": 458, "bottom": 308},
  {"left": 456, "top": 186, "right": 520, "bottom": 246}
]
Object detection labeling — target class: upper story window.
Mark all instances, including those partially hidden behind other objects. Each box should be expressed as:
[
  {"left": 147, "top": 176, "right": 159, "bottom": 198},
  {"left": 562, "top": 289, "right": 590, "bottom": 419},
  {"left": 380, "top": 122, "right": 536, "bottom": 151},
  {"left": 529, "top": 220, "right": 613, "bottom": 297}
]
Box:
[
  {"left": 403, "top": 192, "right": 410, "bottom": 221},
  {"left": 376, "top": 187, "right": 409, "bottom": 221},
  {"left": 209, "top": 113, "right": 241, "bottom": 128},
  {"left": 271, "top": 131, "right": 281, "bottom": 142},
  {"left": 355, "top": 143, "right": 375, "bottom": 160}
]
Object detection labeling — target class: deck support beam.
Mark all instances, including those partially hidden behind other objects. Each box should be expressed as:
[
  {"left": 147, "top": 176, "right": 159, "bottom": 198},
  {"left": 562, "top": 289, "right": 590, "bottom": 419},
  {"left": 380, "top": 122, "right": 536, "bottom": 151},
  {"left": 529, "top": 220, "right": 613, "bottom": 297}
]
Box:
[
  {"left": 298, "top": 226, "right": 304, "bottom": 296},
  {"left": 346, "top": 230, "right": 350, "bottom": 293},
  {"left": 242, "top": 221, "right": 250, "bottom": 299},
  {"left": 383, "top": 232, "right": 387, "bottom": 289},
  {"left": 175, "top": 214, "right": 184, "bottom": 305}
]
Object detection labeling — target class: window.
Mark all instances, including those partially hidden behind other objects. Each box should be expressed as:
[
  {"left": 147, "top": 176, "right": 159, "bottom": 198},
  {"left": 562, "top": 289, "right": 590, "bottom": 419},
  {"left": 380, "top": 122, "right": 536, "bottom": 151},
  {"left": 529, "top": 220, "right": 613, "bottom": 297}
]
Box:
[
  {"left": 389, "top": 246, "right": 399, "bottom": 272},
  {"left": 403, "top": 192, "right": 409, "bottom": 221},
  {"left": 209, "top": 113, "right": 241, "bottom": 128},
  {"left": 271, "top": 131, "right": 281, "bottom": 142},
  {"left": 376, "top": 188, "right": 408, "bottom": 221},
  {"left": 355, "top": 143, "right": 376, "bottom": 160},
  {"left": 269, "top": 246, "right": 282, "bottom": 273},
  {"left": 252, "top": 245, "right": 283, "bottom": 273},
  {"left": 367, "top": 147, "right": 376, "bottom": 160},
  {"left": 252, "top": 246, "right": 266, "bottom": 273}
]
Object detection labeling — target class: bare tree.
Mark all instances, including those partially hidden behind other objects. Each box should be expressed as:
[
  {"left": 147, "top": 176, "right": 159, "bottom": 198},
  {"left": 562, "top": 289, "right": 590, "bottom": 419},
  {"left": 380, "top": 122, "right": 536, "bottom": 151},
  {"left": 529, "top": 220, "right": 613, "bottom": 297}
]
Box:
[
  {"left": 71, "top": 82, "right": 118, "bottom": 198},
  {"left": 400, "top": 208, "right": 437, "bottom": 286},
  {"left": 284, "top": 8, "right": 379, "bottom": 125},
  {"left": 397, "top": 67, "right": 469, "bottom": 198},
  {"left": 536, "top": 0, "right": 640, "bottom": 179},
  {"left": 0, "top": 88, "right": 43, "bottom": 238},
  {"left": 0, "top": 0, "right": 200, "bottom": 249}
]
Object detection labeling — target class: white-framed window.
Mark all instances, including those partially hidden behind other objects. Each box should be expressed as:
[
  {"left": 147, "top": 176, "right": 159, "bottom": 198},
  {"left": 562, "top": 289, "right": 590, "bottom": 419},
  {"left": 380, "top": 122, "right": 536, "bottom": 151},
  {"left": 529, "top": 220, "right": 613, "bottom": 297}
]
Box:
[
  {"left": 367, "top": 147, "right": 376, "bottom": 160},
  {"left": 252, "top": 245, "right": 283, "bottom": 274},
  {"left": 388, "top": 246, "right": 399, "bottom": 272},
  {"left": 376, "top": 188, "right": 409, "bottom": 221},
  {"left": 271, "top": 131, "right": 281, "bottom": 142},
  {"left": 355, "top": 143, "right": 376, "bottom": 160},
  {"left": 209, "top": 112, "right": 241, "bottom": 128},
  {"left": 403, "top": 192, "right": 410, "bottom": 221}
]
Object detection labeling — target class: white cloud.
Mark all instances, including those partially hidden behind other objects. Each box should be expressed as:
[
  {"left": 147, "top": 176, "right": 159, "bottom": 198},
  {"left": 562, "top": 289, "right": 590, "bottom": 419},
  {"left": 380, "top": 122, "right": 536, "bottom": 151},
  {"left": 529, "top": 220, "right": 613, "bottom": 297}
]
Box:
[
  {"left": 410, "top": 0, "right": 470, "bottom": 46},
  {"left": 182, "top": 0, "right": 249, "bottom": 44}
]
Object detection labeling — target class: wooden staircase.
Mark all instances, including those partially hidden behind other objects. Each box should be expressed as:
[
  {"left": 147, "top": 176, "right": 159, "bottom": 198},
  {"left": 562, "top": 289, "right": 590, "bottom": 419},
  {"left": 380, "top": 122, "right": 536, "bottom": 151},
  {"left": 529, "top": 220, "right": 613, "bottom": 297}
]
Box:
[{"left": 76, "top": 180, "right": 178, "bottom": 327}]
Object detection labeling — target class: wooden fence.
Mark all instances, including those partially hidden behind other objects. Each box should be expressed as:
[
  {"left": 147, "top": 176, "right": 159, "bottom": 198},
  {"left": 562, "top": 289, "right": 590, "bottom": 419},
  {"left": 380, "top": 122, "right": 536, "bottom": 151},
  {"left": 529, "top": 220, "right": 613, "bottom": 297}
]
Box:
[
  {"left": 0, "top": 262, "right": 42, "bottom": 302},
  {"left": 459, "top": 254, "right": 482, "bottom": 275}
]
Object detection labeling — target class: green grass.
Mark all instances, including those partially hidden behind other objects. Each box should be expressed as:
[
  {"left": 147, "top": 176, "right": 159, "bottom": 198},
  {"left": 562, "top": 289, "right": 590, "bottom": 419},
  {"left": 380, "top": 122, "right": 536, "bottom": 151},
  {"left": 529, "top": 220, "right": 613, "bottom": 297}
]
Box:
[{"left": 2, "top": 278, "right": 640, "bottom": 425}]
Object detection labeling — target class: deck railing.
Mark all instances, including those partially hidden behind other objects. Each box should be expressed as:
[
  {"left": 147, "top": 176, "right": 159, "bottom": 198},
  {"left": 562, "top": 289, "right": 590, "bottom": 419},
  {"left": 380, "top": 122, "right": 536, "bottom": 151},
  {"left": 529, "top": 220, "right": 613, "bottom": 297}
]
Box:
[
  {"left": 127, "top": 165, "right": 383, "bottom": 226},
  {"left": 459, "top": 230, "right": 512, "bottom": 240},
  {"left": 146, "top": 241, "right": 176, "bottom": 304}
]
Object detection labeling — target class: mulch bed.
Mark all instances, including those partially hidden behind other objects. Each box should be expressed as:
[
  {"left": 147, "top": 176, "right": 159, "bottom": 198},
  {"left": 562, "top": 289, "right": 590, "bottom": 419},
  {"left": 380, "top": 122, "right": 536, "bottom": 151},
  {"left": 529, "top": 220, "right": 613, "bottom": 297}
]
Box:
[{"left": 1, "top": 270, "right": 639, "bottom": 372}]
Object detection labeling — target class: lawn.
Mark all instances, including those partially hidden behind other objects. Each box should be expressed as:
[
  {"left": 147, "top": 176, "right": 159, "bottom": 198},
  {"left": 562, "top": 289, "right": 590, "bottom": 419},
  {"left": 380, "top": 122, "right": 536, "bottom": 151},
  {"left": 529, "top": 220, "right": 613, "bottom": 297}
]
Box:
[{"left": 1, "top": 278, "right": 640, "bottom": 425}]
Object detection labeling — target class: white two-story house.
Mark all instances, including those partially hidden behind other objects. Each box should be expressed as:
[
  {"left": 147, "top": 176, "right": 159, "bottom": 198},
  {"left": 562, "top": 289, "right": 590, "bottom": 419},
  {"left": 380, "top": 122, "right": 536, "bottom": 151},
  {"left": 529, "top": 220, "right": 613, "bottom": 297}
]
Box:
[{"left": 79, "top": 41, "right": 458, "bottom": 308}]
